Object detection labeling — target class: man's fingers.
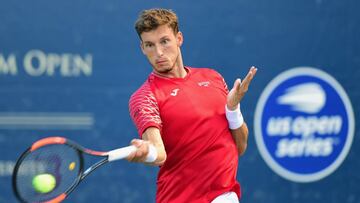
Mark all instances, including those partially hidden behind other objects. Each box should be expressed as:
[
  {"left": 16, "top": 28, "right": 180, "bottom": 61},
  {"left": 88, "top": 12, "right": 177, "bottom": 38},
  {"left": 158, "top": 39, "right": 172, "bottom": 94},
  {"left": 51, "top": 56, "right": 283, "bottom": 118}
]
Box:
[
  {"left": 242, "top": 66, "right": 256, "bottom": 84},
  {"left": 128, "top": 139, "right": 152, "bottom": 162},
  {"left": 241, "top": 66, "right": 257, "bottom": 89},
  {"left": 232, "top": 78, "right": 241, "bottom": 91},
  {"left": 131, "top": 139, "right": 144, "bottom": 147}
]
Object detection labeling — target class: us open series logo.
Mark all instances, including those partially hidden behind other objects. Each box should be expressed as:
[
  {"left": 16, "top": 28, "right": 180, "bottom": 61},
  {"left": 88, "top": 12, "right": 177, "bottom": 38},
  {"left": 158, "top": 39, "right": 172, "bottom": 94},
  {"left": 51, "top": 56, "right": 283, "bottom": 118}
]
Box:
[{"left": 254, "top": 67, "right": 355, "bottom": 182}]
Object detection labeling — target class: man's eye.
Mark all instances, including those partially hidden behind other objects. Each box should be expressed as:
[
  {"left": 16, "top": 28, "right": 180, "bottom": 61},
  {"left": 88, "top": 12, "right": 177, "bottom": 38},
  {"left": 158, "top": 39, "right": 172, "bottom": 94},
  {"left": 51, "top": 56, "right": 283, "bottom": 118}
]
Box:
[
  {"left": 161, "top": 39, "right": 169, "bottom": 44},
  {"left": 145, "top": 43, "right": 153, "bottom": 48}
]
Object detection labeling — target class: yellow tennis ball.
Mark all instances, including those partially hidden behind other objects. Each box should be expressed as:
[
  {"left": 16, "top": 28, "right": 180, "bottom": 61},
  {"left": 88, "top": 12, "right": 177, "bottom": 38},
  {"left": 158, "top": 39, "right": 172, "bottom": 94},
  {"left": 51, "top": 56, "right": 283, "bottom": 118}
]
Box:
[{"left": 32, "top": 173, "right": 56, "bottom": 193}]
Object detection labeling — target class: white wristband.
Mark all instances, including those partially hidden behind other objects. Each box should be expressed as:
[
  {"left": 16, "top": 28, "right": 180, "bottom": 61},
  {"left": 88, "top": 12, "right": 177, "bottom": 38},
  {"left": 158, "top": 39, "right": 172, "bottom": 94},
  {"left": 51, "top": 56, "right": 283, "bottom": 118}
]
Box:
[
  {"left": 145, "top": 144, "right": 158, "bottom": 163},
  {"left": 225, "top": 104, "right": 244, "bottom": 129}
]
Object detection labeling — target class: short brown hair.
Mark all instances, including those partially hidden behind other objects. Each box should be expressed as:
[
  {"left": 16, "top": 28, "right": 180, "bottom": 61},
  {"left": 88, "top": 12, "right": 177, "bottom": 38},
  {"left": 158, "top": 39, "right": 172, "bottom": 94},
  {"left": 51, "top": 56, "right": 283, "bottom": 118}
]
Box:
[{"left": 135, "top": 8, "right": 179, "bottom": 39}]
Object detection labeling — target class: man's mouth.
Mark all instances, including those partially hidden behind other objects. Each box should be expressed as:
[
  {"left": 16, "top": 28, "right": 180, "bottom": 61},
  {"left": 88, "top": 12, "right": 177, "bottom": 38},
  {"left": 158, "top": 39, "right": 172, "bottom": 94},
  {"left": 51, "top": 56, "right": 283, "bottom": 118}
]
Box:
[{"left": 156, "top": 59, "right": 167, "bottom": 64}]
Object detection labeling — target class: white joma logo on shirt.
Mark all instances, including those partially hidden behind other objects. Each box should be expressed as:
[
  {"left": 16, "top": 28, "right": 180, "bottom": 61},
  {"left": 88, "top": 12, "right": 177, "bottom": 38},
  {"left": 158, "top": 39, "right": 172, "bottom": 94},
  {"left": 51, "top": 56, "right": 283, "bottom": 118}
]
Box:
[
  {"left": 170, "top": 88, "right": 179, "bottom": 96},
  {"left": 198, "top": 81, "right": 210, "bottom": 87}
]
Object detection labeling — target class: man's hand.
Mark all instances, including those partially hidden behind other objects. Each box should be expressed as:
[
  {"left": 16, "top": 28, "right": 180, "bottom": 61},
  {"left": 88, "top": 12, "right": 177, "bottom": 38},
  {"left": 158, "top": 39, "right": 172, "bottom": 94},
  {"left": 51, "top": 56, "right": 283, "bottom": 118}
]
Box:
[
  {"left": 126, "top": 127, "right": 167, "bottom": 165},
  {"left": 227, "top": 66, "right": 257, "bottom": 110},
  {"left": 126, "top": 139, "right": 151, "bottom": 162}
]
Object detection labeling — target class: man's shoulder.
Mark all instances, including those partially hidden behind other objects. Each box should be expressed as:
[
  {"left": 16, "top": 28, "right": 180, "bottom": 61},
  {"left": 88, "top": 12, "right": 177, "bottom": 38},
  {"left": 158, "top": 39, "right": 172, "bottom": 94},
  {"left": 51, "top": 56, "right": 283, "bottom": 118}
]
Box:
[
  {"left": 130, "top": 80, "right": 153, "bottom": 101},
  {"left": 188, "top": 66, "right": 215, "bottom": 72},
  {"left": 187, "top": 66, "right": 223, "bottom": 78}
]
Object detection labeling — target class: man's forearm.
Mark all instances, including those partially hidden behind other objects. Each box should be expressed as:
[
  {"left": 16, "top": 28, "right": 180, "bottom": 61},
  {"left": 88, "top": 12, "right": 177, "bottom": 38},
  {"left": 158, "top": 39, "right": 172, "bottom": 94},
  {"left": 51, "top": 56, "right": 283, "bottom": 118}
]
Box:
[
  {"left": 142, "top": 127, "right": 167, "bottom": 166},
  {"left": 230, "top": 122, "right": 249, "bottom": 156}
]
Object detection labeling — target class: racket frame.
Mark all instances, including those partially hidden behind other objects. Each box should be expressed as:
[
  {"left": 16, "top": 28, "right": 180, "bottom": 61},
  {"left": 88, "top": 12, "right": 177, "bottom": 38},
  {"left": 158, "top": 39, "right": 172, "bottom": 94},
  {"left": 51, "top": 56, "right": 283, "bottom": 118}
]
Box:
[{"left": 12, "top": 137, "right": 111, "bottom": 203}]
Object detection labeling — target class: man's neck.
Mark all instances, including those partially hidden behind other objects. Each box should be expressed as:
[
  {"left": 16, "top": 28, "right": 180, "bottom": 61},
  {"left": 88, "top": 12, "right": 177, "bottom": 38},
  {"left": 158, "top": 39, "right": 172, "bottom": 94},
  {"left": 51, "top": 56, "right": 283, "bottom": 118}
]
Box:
[{"left": 154, "top": 51, "right": 186, "bottom": 78}]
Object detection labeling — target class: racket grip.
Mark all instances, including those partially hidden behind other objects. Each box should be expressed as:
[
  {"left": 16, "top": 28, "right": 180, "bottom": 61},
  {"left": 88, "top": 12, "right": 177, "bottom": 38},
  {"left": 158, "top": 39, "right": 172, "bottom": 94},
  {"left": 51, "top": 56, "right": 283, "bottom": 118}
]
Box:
[
  {"left": 108, "top": 146, "right": 137, "bottom": 161},
  {"left": 107, "top": 144, "right": 158, "bottom": 163}
]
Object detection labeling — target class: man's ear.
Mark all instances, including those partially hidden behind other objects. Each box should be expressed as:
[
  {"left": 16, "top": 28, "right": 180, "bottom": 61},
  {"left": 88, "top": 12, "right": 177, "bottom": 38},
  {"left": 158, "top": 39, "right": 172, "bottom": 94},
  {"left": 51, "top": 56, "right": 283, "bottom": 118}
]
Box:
[{"left": 176, "top": 31, "right": 183, "bottom": 47}]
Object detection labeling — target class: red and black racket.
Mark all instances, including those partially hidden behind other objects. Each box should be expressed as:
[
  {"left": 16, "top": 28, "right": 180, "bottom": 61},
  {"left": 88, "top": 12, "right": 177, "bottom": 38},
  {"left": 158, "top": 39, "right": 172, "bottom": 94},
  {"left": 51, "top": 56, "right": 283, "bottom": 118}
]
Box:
[{"left": 12, "top": 136, "right": 154, "bottom": 203}]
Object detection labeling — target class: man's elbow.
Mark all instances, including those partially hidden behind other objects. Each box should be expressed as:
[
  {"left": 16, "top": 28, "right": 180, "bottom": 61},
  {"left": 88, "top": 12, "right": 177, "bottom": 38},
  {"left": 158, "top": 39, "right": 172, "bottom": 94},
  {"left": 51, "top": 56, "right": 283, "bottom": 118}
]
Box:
[{"left": 237, "top": 143, "right": 247, "bottom": 156}]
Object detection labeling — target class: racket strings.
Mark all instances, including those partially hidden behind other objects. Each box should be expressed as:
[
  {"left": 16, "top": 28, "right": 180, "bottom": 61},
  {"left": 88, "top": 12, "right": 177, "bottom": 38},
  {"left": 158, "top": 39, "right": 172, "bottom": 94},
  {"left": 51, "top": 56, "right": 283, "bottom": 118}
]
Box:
[{"left": 14, "top": 144, "right": 81, "bottom": 202}]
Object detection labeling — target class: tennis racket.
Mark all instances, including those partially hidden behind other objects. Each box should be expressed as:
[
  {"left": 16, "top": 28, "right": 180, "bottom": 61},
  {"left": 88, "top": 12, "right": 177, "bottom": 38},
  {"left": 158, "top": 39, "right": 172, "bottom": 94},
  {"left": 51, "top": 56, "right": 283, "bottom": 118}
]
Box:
[{"left": 12, "top": 136, "right": 156, "bottom": 203}]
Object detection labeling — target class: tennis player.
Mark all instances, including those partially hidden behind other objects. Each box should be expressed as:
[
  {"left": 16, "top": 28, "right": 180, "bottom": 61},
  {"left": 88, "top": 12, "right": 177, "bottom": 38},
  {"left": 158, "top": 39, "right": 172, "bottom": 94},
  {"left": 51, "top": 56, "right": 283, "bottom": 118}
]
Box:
[{"left": 127, "top": 8, "right": 257, "bottom": 203}]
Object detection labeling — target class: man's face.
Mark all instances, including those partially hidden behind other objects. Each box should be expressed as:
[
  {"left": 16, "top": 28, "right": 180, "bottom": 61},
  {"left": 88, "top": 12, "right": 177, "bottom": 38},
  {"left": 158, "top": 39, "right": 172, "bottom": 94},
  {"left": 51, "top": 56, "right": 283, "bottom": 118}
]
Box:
[{"left": 140, "top": 25, "right": 183, "bottom": 75}]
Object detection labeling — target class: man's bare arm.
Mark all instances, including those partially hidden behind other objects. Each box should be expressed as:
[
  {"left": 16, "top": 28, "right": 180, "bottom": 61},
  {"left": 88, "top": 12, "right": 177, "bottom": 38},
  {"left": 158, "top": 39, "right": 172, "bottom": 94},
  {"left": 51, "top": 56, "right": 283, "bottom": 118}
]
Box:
[
  {"left": 126, "top": 127, "right": 167, "bottom": 166},
  {"left": 226, "top": 67, "right": 257, "bottom": 155}
]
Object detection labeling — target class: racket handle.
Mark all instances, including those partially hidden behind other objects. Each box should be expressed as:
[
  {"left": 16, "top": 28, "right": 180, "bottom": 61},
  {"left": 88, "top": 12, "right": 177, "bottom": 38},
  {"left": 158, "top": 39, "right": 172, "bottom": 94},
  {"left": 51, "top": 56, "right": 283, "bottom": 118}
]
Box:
[
  {"left": 107, "top": 144, "right": 158, "bottom": 163},
  {"left": 108, "top": 146, "right": 137, "bottom": 161}
]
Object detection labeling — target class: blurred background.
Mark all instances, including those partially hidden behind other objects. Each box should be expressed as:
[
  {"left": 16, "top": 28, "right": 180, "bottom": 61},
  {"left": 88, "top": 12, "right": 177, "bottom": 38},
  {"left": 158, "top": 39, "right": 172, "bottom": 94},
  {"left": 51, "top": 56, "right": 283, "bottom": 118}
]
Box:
[{"left": 0, "top": 0, "right": 359, "bottom": 202}]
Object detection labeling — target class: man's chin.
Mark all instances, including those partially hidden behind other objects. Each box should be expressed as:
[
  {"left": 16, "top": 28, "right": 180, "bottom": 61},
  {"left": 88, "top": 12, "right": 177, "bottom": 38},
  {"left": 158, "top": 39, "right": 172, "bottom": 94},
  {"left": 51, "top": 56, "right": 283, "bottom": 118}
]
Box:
[{"left": 155, "top": 66, "right": 172, "bottom": 74}]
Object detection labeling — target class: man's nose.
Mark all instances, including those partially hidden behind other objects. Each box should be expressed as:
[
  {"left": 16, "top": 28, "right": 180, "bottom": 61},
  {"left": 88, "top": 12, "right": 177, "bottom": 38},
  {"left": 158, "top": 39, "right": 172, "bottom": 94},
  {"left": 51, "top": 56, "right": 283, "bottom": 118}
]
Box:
[{"left": 155, "top": 45, "right": 163, "bottom": 57}]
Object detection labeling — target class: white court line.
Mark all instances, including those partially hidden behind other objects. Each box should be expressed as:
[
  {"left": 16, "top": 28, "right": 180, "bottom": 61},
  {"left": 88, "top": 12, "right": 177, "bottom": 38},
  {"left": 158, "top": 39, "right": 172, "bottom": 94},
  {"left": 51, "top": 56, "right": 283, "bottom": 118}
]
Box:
[{"left": 0, "top": 112, "right": 94, "bottom": 130}]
